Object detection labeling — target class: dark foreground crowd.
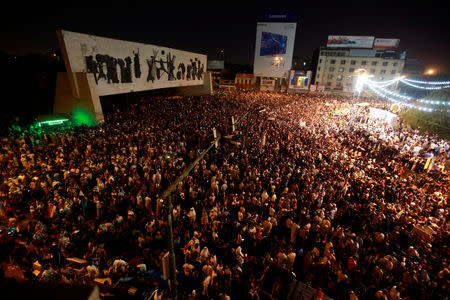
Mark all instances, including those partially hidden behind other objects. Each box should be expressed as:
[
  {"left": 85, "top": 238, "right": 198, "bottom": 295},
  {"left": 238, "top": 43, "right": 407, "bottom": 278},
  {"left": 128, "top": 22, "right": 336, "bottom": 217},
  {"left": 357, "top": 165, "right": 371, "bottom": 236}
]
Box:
[{"left": 0, "top": 90, "right": 449, "bottom": 300}]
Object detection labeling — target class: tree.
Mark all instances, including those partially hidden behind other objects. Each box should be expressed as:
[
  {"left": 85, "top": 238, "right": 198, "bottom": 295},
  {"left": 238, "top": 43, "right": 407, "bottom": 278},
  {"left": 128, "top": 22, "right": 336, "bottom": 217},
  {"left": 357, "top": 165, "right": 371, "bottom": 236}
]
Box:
[{"left": 426, "top": 88, "right": 450, "bottom": 101}]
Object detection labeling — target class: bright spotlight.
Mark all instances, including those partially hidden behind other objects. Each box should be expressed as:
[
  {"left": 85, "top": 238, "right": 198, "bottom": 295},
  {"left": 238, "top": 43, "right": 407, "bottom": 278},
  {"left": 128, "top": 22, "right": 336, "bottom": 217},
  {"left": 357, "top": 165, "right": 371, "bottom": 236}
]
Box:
[{"left": 355, "top": 73, "right": 368, "bottom": 93}]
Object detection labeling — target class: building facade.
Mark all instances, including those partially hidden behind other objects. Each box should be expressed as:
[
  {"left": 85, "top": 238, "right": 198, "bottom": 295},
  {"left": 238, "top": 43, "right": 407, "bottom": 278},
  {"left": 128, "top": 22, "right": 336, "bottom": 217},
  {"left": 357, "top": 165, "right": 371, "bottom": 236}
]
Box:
[
  {"left": 314, "top": 47, "right": 406, "bottom": 92},
  {"left": 235, "top": 73, "right": 256, "bottom": 90}
]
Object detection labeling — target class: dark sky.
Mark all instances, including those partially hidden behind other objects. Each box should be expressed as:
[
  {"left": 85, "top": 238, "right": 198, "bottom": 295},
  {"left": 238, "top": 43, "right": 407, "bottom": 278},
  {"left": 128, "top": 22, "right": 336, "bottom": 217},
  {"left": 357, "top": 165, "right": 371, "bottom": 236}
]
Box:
[{"left": 2, "top": 3, "right": 450, "bottom": 74}]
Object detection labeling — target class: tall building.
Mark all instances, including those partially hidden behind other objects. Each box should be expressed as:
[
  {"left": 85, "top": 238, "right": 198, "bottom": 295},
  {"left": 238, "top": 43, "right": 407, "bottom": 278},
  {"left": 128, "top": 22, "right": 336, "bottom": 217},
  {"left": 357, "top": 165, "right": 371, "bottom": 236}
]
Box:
[
  {"left": 314, "top": 36, "right": 406, "bottom": 92},
  {"left": 253, "top": 11, "right": 297, "bottom": 91}
]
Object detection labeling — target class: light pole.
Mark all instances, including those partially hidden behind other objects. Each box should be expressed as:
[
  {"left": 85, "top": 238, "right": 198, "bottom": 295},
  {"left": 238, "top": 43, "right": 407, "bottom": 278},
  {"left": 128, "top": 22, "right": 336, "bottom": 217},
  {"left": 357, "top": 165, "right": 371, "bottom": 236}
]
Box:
[
  {"left": 348, "top": 70, "right": 368, "bottom": 130},
  {"left": 162, "top": 135, "right": 221, "bottom": 299},
  {"left": 160, "top": 109, "right": 255, "bottom": 299},
  {"left": 394, "top": 74, "right": 405, "bottom": 91}
]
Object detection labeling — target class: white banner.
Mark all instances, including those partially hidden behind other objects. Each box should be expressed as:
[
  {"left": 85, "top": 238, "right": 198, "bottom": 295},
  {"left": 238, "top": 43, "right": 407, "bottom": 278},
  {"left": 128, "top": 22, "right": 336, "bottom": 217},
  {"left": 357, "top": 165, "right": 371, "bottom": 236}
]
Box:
[
  {"left": 212, "top": 128, "right": 218, "bottom": 148},
  {"left": 309, "top": 84, "right": 325, "bottom": 92}
]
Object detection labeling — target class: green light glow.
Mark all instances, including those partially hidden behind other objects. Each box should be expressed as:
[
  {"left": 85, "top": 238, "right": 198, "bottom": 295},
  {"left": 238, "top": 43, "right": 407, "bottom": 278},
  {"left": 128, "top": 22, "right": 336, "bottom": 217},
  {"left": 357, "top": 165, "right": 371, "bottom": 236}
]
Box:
[{"left": 72, "top": 107, "right": 97, "bottom": 127}]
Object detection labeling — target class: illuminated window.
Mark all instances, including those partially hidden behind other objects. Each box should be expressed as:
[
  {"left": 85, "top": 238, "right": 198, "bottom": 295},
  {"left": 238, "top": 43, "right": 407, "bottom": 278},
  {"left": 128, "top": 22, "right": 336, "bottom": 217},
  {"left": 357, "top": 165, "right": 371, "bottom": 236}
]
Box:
[
  {"left": 329, "top": 67, "right": 335, "bottom": 72},
  {"left": 338, "top": 67, "right": 344, "bottom": 72},
  {"left": 328, "top": 74, "right": 333, "bottom": 79},
  {"left": 337, "top": 75, "right": 343, "bottom": 81}
]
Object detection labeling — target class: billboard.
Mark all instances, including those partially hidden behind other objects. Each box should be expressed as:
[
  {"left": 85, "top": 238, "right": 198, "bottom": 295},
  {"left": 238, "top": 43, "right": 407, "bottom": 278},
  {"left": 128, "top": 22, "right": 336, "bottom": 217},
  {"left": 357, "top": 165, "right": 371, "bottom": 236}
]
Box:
[
  {"left": 374, "top": 38, "right": 400, "bottom": 49},
  {"left": 207, "top": 60, "right": 224, "bottom": 70},
  {"left": 260, "top": 32, "right": 288, "bottom": 56},
  {"left": 58, "top": 30, "right": 207, "bottom": 97},
  {"left": 254, "top": 22, "right": 297, "bottom": 78},
  {"left": 327, "top": 35, "right": 374, "bottom": 48}
]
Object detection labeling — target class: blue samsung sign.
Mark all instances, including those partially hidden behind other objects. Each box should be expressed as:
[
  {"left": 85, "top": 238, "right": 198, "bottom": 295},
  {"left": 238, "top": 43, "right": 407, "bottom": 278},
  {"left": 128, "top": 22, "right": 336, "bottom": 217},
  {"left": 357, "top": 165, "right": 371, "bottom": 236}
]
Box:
[{"left": 260, "top": 11, "right": 296, "bottom": 23}]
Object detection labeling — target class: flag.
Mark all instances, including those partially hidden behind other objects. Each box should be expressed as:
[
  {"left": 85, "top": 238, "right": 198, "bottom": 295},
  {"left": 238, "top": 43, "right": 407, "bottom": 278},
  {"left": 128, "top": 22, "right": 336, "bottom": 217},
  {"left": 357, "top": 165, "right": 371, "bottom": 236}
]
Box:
[
  {"left": 288, "top": 132, "right": 292, "bottom": 140},
  {"left": 212, "top": 128, "right": 218, "bottom": 148},
  {"left": 424, "top": 157, "right": 432, "bottom": 170}
]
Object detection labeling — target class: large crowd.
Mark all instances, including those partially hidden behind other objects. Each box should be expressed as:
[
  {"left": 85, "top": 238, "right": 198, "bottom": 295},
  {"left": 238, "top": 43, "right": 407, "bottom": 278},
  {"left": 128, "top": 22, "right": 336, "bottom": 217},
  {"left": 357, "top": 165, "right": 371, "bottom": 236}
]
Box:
[{"left": 0, "top": 90, "right": 448, "bottom": 300}]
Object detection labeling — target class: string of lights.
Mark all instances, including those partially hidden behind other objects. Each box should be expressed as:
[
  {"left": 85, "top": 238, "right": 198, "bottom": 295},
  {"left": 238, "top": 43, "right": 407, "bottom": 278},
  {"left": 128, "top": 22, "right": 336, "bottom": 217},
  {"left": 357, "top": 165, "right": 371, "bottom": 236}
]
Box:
[
  {"left": 399, "top": 79, "right": 450, "bottom": 90},
  {"left": 366, "top": 83, "right": 413, "bottom": 107},
  {"left": 419, "top": 99, "right": 450, "bottom": 106},
  {"left": 364, "top": 83, "right": 449, "bottom": 113},
  {"left": 366, "top": 77, "right": 400, "bottom": 88},
  {"left": 366, "top": 82, "right": 413, "bottom": 101},
  {"left": 402, "top": 78, "right": 450, "bottom": 85}
]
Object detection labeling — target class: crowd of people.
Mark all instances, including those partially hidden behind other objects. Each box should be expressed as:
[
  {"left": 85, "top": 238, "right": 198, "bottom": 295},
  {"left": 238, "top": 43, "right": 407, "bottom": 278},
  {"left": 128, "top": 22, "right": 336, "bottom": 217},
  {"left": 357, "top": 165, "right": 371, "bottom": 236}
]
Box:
[{"left": 0, "top": 90, "right": 448, "bottom": 300}]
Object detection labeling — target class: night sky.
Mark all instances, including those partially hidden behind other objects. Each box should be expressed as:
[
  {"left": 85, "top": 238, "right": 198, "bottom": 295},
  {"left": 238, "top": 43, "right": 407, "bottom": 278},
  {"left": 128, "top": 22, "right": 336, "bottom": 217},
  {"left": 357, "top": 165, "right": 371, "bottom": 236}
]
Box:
[{"left": 2, "top": 3, "right": 450, "bottom": 74}]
